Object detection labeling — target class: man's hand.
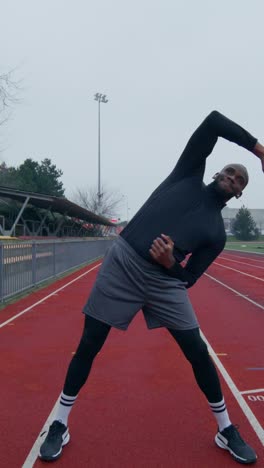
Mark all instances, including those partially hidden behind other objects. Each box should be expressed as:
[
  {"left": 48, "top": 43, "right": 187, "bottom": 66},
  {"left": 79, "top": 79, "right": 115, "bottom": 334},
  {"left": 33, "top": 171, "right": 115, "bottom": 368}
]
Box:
[
  {"left": 149, "top": 234, "right": 175, "bottom": 269},
  {"left": 253, "top": 142, "right": 264, "bottom": 172}
]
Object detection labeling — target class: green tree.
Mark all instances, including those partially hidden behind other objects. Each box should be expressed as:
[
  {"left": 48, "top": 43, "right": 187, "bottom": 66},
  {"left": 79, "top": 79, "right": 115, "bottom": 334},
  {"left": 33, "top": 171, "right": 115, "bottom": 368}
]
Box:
[
  {"left": 231, "top": 206, "right": 260, "bottom": 240},
  {"left": 0, "top": 162, "right": 20, "bottom": 187},
  {"left": 16, "top": 159, "right": 39, "bottom": 192},
  {"left": 0, "top": 158, "right": 65, "bottom": 197},
  {"left": 16, "top": 158, "right": 64, "bottom": 196},
  {"left": 36, "top": 158, "right": 64, "bottom": 196}
]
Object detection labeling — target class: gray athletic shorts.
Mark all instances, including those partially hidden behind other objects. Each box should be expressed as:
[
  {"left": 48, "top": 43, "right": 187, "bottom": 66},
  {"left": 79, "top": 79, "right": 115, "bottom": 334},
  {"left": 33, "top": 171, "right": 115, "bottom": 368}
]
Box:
[{"left": 83, "top": 236, "right": 199, "bottom": 331}]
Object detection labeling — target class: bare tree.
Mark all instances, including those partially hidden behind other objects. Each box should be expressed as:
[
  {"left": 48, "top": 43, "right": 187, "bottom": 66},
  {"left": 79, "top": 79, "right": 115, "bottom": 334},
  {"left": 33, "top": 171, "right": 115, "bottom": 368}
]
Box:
[
  {"left": 74, "top": 184, "right": 124, "bottom": 219},
  {"left": 0, "top": 68, "right": 20, "bottom": 126}
]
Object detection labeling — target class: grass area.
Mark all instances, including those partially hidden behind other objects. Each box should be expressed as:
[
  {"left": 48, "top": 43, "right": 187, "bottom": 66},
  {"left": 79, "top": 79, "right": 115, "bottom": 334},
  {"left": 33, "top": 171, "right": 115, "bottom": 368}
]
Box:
[
  {"left": 225, "top": 241, "right": 264, "bottom": 254},
  {"left": 226, "top": 235, "right": 264, "bottom": 242}
]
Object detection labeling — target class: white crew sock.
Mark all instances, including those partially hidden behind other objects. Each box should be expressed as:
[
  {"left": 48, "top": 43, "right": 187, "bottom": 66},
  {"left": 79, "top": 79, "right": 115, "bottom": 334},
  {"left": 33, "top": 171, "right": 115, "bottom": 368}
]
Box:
[
  {"left": 53, "top": 392, "right": 78, "bottom": 426},
  {"left": 209, "top": 398, "right": 232, "bottom": 432}
]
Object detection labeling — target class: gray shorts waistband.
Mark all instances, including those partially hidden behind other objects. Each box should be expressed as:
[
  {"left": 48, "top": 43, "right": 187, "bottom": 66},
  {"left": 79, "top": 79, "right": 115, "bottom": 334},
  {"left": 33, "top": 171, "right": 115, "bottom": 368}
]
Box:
[{"left": 117, "top": 236, "right": 167, "bottom": 273}]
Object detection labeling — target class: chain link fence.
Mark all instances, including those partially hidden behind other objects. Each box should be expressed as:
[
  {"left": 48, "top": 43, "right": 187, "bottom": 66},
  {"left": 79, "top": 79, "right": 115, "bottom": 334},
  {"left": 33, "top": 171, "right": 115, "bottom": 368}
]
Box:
[{"left": 0, "top": 238, "right": 114, "bottom": 302}]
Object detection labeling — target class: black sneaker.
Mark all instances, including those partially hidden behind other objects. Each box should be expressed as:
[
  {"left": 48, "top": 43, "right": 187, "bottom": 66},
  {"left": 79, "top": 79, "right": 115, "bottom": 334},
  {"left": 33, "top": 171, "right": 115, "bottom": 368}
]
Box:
[
  {"left": 215, "top": 424, "right": 257, "bottom": 464},
  {"left": 39, "top": 420, "right": 70, "bottom": 461}
]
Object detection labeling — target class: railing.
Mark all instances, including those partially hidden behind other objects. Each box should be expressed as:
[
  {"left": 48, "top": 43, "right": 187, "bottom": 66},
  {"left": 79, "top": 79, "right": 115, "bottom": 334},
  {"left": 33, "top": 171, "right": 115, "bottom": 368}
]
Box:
[{"left": 0, "top": 238, "right": 114, "bottom": 302}]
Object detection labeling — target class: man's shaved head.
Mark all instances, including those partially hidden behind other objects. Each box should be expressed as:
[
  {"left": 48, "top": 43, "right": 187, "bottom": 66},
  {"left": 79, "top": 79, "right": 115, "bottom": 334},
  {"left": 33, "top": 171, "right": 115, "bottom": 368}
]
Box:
[
  {"left": 212, "top": 163, "right": 249, "bottom": 201},
  {"left": 221, "top": 164, "right": 249, "bottom": 186}
]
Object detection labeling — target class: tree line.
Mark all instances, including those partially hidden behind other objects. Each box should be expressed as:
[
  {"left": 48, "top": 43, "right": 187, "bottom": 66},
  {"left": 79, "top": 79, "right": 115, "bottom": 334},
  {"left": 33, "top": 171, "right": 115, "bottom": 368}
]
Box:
[
  {"left": 0, "top": 158, "right": 64, "bottom": 197},
  {"left": 231, "top": 206, "right": 260, "bottom": 241},
  {"left": 0, "top": 158, "right": 123, "bottom": 219},
  {"left": 0, "top": 69, "right": 261, "bottom": 235},
  {"left": 0, "top": 69, "right": 122, "bottom": 220},
  {"left": 0, "top": 158, "right": 261, "bottom": 238}
]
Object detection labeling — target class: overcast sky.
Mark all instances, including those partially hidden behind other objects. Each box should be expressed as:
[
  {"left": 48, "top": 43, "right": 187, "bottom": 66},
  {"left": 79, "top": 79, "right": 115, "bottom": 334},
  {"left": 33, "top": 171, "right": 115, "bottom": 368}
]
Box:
[{"left": 1, "top": 1, "right": 263, "bottom": 220}]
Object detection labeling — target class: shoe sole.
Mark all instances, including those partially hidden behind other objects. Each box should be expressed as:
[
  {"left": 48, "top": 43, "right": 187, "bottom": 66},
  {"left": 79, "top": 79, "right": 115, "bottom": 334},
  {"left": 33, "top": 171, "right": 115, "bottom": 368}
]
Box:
[
  {"left": 215, "top": 435, "right": 257, "bottom": 465},
  {"left": 39, "top": 432, "right": 70, "bottom": 462}
]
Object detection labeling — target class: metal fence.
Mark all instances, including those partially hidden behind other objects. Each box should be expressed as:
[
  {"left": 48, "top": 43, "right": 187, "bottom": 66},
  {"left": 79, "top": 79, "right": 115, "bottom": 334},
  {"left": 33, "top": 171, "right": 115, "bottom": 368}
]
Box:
[{"left": 0, "top": 238, "right": 114, "bottom": 302}]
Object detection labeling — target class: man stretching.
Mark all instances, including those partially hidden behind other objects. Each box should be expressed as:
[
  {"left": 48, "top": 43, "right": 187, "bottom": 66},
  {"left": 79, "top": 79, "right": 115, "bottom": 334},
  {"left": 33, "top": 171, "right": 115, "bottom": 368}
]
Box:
[{"left": 39, "top": 110, "right": 264, "bottom": 464}]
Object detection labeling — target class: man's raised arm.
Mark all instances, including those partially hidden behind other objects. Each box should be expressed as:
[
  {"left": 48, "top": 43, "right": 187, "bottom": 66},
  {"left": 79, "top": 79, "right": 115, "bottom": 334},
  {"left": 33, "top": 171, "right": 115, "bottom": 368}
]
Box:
[
  {"left": 170, "top": 110, "right": 260, "bottom": 181},
  {"left": 252, "top": 142, "right": 264, "bottom": 171}
]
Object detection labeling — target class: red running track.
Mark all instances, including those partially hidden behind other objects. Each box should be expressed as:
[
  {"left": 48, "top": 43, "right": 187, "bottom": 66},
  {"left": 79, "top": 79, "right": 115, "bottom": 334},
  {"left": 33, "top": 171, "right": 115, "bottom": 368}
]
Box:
[{"left": 0, "top": 251, "right": 263, "bottom": 467}]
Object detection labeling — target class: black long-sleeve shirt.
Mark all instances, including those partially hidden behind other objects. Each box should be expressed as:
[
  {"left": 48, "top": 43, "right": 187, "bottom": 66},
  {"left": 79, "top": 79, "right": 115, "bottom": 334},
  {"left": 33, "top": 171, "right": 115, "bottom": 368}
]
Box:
[{"left": 121, "top": 111, "right": 257, "bottom": 287}]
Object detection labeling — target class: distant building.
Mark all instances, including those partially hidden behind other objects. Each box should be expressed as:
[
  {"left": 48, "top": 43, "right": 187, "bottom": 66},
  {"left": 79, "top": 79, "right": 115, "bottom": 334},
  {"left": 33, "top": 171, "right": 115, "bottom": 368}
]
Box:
[{"left": 222, "top": 207, "right": 264, "bottom": 234}]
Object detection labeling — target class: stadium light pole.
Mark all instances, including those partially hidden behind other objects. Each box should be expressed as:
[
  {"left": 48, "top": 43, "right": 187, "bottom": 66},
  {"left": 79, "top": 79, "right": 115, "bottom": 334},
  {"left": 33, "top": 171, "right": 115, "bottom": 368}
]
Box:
[
  {"left": 122, "top": 194, "right": 131, "bottom": 223},
  {"left": 94, "top": 93, "right": 108, "bottom": 214},
  {"left": 127, "top": 200, "right": 131, "bottom": 222}
]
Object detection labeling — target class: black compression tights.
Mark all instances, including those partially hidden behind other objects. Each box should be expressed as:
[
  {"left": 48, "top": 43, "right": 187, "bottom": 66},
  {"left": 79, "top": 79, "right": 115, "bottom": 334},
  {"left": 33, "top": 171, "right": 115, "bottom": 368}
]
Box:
[
  {"left": 168, "top": 327, "right": 223, "bottom": 403},
  {"left": 63, "top": 316, "right": 222, "bottom": 403},
  {"left": 63, "top": 315, "right": 111, "bottom": 396}
]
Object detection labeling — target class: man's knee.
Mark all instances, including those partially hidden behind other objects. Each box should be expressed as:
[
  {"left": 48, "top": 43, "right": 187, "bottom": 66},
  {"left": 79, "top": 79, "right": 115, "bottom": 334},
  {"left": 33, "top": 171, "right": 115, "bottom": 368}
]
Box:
[
  {"left": 169, "top": 327, "right": 210, "bottom": 364},
  {"left": 76, "top": 316, "right": 110, "bottom": 359},
  {"left": 186, "top": 337, "right": 209, "bottom": 365}
]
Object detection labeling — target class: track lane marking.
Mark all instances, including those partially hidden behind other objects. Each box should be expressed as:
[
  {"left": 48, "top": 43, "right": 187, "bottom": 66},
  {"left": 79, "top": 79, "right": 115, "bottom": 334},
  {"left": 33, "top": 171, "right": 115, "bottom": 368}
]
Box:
[
  {"left": 212, "top": 263, "right": 264, "bottom": 282},
  {"left": 21, "top": 268, "right": 264, "bottom": 466},
  {"left": 240, "top": 389, "right": 264, "bottom": 395},
  {"left": 3, "top": 261, "right": 101, "bottom": 467},
  {"left": 21, "top": 397, "right": 61, "bottom": 468},
  {"left": 201, "top": 331, "right": 264, "bottom": 446},
  {"left": 219, "top": 256, "right": 264, "bottom": 270},
  {"left": 202, "top": 272, "right": 264, "bottom": 445},
  {"left": 0, "top": 263, "right": 101, "bottom": 329},
  {"left": 23, "top": 328, "right": 264, "bottom": 468},
  {"left": 224, "top": 249, "right": 264, "bottom": 258},
  {"left": 24, "top": 266, "right": 264, "bottom": 465},
  {"left": 205, "top": 273, "right": 264, "bottom": 310}
]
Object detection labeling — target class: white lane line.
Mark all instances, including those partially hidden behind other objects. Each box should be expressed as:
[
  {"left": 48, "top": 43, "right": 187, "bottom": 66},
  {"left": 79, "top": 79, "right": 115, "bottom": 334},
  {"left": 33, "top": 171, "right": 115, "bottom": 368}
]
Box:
[
  {"left": 213, "top": 262, "right": 264, "bottom": 282},
  {"left": 219, "top": 257, "right": 264, "bottom": 270},
  {"left": 201, "top": 331, "right": 264, "bottom": 446},
  {"left": 0, "top": 263, "right": 101, "bottom": 329},
  {"left": 240, "top": 389, "right": 264, "bottom": 395},
  {"left": 224, "top": 249, "right": 264, "bottom": 258},
  {"left": 21, "top": 269, "right": 264, "bottom": 467},
  {"left": 21, "top": 397, "right": 60, "bottom": 468},
  {"left": 23, "top": 328, "right": 264, "bottom": 468},
  {"left": 205, "top": 273, "right": 264, "bottom": 310}
]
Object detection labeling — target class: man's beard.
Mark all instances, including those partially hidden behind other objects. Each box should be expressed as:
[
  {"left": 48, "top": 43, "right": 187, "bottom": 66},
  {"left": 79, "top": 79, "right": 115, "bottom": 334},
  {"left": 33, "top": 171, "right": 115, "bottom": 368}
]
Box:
[{"left": 211, "top": 178, "right": 234, "bottom": 202}]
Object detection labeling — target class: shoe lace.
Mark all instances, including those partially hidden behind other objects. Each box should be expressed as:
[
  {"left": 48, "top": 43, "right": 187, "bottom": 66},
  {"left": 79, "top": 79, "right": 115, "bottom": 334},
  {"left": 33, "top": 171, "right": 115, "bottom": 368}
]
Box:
[
  {"left": 229, "top": 425, "right": 246, "bottom": 445},
  {"left": 46, "top": 421, "right": 64, "bottom": 441}
]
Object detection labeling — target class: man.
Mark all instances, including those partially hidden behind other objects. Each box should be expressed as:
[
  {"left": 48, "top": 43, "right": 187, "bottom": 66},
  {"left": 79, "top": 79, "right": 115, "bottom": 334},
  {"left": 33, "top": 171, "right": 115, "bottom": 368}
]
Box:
[{"left": 39, "top": 110, "right": 264, "bottom": 464}]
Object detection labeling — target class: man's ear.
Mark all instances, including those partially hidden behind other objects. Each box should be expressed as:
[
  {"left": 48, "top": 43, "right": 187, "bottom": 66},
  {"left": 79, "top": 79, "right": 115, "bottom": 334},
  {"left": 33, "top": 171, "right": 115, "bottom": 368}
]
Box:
[
  {"left": 235, "top": 192, "right": 242, "bottom": 199},
  {"left": 212, "top": 172, "right": 219, "bottom": 180}
]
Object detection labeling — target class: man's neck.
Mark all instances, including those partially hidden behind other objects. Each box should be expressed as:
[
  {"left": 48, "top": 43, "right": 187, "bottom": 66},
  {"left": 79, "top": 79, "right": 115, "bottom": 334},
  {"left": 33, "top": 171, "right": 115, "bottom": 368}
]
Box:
[{"left": 206, "top": 181, "right": 230, "bottom": 207}]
